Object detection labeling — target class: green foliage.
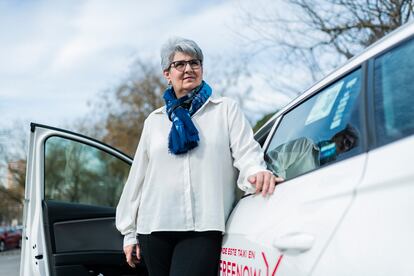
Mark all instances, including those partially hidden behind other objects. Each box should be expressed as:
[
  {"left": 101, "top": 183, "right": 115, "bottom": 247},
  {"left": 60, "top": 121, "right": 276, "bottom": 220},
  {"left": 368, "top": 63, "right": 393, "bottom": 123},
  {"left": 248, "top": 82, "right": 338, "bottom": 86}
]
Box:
[{"left": 253, "top": 111, "right": 277, "bottom": 132}]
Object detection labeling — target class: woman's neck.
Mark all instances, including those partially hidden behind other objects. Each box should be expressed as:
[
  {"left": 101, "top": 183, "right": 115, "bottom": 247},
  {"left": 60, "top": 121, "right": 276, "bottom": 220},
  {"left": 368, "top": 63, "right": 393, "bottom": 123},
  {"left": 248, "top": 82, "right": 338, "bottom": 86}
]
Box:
[{"left": 174, "top": 90, "right": 190, "bottom": 99}]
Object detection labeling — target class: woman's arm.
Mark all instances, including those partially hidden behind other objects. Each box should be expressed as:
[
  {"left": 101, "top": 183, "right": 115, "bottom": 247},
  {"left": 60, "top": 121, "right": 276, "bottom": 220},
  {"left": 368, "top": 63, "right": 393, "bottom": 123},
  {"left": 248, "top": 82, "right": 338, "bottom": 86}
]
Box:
[
  {"left": 226, "top": 98, "right": 282, "bottom": 194},
  {"left": 115, "top": 120, "right": 149, "bottom": 247}
]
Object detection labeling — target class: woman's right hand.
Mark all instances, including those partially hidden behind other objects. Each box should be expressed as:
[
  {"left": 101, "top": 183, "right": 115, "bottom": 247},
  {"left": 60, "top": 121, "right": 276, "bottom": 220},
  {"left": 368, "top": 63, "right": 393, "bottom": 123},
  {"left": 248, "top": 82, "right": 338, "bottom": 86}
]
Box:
[{"left": 124, "top": 243, "right": 141, "bottom": 268}]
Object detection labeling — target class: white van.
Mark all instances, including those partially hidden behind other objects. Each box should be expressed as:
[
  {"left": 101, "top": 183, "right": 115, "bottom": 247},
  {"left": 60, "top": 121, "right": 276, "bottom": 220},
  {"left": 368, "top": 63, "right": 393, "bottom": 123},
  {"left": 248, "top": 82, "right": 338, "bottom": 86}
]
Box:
[{"left": 21, "top": 21, "right": 414, "bottom": 276}]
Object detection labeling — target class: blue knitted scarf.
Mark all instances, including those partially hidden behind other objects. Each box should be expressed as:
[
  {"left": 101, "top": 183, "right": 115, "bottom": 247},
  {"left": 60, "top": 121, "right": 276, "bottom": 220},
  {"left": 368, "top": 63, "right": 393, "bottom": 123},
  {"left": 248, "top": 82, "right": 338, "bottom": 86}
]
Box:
[{"left": 163, "top": 81, "right": 212, "bottom": 155}]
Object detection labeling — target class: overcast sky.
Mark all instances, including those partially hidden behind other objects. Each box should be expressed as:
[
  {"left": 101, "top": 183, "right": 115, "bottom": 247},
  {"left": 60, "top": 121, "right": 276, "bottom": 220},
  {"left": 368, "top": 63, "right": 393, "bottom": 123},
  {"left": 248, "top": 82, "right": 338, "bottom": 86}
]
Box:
[{"left": 0, "top": 0, "right": 293, "bottom": 136}]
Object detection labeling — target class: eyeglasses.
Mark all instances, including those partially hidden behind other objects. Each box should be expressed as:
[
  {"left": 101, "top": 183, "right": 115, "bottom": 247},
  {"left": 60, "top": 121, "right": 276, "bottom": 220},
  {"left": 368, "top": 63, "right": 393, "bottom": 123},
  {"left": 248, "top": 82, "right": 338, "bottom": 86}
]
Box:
[{"left": 169, "top": 59, "right": 202, "bottom": 72}]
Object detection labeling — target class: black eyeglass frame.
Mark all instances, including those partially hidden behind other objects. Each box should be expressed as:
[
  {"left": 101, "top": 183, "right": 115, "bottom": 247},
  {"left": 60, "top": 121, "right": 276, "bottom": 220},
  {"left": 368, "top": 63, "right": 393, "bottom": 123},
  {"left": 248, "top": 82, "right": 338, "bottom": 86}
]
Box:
[{"left": 168, "top": 59, "right": 202, "bottom": 72}]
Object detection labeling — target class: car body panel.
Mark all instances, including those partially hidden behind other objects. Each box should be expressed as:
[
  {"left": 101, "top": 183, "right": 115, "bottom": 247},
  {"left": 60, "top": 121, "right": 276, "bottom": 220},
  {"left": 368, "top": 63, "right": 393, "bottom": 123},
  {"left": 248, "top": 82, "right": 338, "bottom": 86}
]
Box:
[
  {"left": 21, "top": 126, "right": 52, "bottom": 276},
  {"left": 221, "top": 154, "right": 367, "bottom": 275},
  {"left": 312, "top": 136, "right": 414, "bottom": 276}
]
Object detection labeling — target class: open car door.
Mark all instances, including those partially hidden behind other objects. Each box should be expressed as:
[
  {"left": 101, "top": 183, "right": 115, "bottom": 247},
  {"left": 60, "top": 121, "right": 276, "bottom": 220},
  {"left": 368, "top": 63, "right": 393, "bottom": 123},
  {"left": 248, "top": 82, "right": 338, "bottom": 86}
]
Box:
[{"left": 20, "top": 123, "right": 147, "bottom": 276}]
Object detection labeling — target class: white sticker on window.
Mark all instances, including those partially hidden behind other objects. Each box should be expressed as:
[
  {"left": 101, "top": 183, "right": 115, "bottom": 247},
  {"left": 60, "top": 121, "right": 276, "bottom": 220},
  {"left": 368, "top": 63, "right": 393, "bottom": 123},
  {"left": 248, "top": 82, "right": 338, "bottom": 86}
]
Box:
[
  {"left": 330, "top": 118, "right": 342, "bottom": 129},
  {"left": 305, "top": 81, "right": 344, "bottom": 125},
  {"left": 346, "top": 77, "right": 357, "bottom": 89},
  {"left": 330, "top": 91, "right": 350, "bottom": 129}
]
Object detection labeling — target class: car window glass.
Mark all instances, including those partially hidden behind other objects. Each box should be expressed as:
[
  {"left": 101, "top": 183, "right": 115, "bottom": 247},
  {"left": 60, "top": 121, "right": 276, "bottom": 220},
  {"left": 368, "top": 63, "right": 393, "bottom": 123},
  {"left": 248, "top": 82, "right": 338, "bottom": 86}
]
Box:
[
  {"left": 44, "top": 136, "right": 130, "bottom": 207},
  {"left": 255, "top": 118, "right": 276, "bottom": 146},
  {"left": 374, "top": 37, "right": 414, "bottom": 145},
  {"left": 266, "top": 69, "right": 363, "bottom": 180}
]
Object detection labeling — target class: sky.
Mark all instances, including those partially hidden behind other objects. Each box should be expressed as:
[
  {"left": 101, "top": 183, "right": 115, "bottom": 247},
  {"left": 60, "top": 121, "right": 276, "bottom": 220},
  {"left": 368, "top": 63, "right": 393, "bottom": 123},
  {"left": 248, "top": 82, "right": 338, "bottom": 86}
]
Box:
[{"left": 0, "top": 0, "right": 294, "bottom": 143}]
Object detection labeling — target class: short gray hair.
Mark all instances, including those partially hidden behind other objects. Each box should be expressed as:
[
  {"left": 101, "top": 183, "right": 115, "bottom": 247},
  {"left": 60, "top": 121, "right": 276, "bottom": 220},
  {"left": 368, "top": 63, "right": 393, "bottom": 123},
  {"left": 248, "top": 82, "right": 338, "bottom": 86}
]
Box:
[{"left": 160, "top": 37, "right": 204, "bottom": 71}]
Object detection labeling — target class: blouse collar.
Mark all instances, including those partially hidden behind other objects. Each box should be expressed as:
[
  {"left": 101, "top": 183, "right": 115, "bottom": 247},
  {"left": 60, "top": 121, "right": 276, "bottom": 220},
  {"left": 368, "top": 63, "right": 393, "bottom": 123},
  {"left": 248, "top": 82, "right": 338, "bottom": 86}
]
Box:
[{"left": 154, "top": 94, "right": 223, "bottom": 114}]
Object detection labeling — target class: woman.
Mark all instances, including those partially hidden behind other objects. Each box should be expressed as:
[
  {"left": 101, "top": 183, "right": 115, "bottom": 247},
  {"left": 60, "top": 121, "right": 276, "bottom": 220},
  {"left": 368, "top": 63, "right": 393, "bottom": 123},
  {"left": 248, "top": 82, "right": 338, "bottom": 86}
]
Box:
[{"left": 116, "top": 37, "right": 282, "bottom": 276}]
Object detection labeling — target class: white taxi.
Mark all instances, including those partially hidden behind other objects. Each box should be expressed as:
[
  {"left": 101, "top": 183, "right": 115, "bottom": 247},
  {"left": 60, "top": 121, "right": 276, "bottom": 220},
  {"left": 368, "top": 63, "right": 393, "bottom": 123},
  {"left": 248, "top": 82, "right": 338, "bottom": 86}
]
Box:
[
  {"left": 220, "top": 21, "right": 414, "bottom": 276},
  {"left": 20, "top": 22, "right": 414, "bottom": 276}
]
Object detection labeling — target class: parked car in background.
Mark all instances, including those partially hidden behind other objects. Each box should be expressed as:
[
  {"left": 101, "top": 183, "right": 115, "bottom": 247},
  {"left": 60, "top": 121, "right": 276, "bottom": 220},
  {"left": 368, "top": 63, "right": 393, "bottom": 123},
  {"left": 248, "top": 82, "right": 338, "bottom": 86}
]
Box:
[
  {"left": 20, "top": 21, "right": 414, "bottom": 276},
  {"left": 0, "top": 226, "right": 22, "bottom": 251},
  {"left": 14, "top": 225, "right": 23, "bottom": 234}
]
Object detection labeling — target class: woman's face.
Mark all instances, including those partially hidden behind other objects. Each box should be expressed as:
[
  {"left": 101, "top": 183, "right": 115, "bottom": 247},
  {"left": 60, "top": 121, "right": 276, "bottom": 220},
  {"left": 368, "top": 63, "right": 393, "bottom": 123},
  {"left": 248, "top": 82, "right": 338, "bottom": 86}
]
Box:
[{"left": 163, "top": 52, "right": 203, "bottom": 98}]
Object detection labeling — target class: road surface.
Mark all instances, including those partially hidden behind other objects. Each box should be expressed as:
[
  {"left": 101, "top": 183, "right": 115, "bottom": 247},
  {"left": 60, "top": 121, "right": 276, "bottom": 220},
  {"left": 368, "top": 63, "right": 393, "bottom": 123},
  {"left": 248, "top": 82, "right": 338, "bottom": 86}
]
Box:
[{"left": 0, "top": 249, "right": 20, "bottom": 276}]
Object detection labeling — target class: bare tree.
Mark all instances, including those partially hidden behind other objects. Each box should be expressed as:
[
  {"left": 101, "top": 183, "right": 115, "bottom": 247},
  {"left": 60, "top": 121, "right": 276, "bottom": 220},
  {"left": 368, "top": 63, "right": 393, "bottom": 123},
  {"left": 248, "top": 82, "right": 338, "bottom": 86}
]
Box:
[
  {"left": 205, "top": 54, "right": 288, "bottom": 124},
  {"left": 86, "top": 54, "right": 264, "bottom": 155},
  {"left": 291, "top": 0, "right": 414, "bottom": 57},
  {"left": 0, "top": 122, "right": 27, "bottom": 224},
  {"left": 205, "top": 56, "right": 254, "bottom": 114},
  {"left": 238, "top": 0, "right": 414, "bottom": 93},
  {"left": 0, "top": 122, "right": 27, "bottom": 198},
  {"left": 88, "top": 59, "right": 166, "bottom": 156}
]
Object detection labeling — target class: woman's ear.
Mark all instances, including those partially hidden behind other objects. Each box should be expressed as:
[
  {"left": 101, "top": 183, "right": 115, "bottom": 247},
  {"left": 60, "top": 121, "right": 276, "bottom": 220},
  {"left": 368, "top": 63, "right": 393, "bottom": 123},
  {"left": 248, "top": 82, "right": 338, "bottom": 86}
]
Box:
[{"left": 163, "top": 70, "right": 171, "bottom": 85}]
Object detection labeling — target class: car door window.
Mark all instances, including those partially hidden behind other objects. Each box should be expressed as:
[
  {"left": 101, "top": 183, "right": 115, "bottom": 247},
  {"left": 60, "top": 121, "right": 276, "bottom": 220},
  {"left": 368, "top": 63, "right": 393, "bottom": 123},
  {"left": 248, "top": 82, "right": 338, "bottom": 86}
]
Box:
[
  {"left": 374, "top": 37, "right": 414, "bottom": 146},
  {"left": 265, "top": 69, "right": 363, "bottom": 180},
  {"left": 254, "top": 118, "right": 276, "bottom": 146},
  {"left": 44, "top": 136, "right": 130, "bottom": 207}
]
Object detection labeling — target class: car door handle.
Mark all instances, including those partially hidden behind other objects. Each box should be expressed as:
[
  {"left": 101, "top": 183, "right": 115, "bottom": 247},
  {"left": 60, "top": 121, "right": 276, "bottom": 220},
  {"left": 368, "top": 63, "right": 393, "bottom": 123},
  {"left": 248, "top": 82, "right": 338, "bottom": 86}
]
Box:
[{"left": 272, "top": 232, "right": 315, "bottom": 254}]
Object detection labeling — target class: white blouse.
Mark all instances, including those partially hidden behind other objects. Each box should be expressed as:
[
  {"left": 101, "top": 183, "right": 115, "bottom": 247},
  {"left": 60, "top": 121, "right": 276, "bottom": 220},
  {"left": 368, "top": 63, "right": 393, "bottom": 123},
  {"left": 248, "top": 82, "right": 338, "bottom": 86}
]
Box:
[{"left": 115, "top": 95, "right": 267, "bottom": 247}]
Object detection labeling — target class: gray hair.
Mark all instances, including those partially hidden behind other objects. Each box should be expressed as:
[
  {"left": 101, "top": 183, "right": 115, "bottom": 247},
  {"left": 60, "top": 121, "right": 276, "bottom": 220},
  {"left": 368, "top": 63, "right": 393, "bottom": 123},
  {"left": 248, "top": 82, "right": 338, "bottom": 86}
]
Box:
[{"left": 160, "top": 37, "right": 204, "bottom": 71}]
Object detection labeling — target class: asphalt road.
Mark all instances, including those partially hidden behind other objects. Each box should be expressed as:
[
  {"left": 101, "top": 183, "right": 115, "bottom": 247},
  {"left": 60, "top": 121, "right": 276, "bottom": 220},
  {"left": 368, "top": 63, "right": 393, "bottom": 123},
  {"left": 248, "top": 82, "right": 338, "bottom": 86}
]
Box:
[{"left": 0, "top": 249, "right": 20, "bottom": 276}]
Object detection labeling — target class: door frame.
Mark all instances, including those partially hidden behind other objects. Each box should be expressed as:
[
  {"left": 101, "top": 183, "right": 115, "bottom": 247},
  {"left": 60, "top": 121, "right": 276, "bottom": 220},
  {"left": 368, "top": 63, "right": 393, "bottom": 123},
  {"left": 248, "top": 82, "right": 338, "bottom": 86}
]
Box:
[{"left": 21, "top": 123, "right": 132, "bottom": 276}]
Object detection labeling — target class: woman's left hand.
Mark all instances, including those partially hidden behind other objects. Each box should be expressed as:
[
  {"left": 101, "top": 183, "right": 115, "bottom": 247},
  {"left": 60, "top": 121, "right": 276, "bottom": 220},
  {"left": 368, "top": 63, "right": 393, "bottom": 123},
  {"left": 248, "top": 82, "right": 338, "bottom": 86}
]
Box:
[{"left": 248, "top": 171, "right": 284, "bottom": 196}]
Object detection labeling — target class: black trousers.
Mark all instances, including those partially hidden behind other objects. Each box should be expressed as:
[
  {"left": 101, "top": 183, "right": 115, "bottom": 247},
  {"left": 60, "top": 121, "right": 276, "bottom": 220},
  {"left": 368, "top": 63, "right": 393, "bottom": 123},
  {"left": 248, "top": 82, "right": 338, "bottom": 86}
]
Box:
[{"left": 137, "top": 231, "right": 222, "bottom": 276}]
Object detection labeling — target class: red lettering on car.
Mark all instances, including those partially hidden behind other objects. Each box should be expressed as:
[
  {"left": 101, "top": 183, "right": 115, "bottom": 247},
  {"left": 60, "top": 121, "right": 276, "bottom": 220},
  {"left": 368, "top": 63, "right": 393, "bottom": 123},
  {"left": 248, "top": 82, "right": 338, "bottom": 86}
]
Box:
[{"left": 262, "top": 252, "right": 283, "bottom": 276}]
